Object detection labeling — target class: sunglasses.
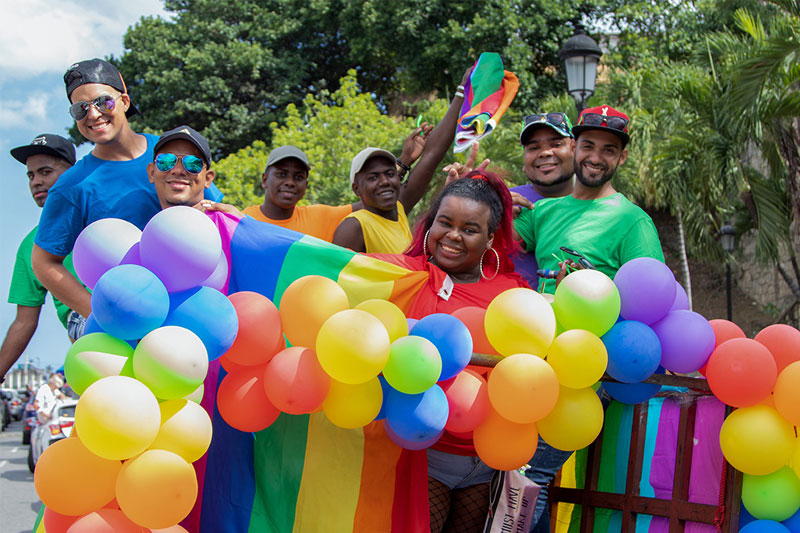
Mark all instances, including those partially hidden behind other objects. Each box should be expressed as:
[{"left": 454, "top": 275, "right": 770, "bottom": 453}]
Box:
[
  {"left": 522, "top": 112, "right": 573, "bottom": 135},
  {"left": 559, "top": 246, "right": 596, "bottom": 270},
  {"left": 155, "top": 153, "right": 205, "bottom": 174},
  {"left": 68, "top": 95, "right": 120, "bottom": 121},
  {"left": 578, "top": 113, "right": 628, "bottom": 132}
]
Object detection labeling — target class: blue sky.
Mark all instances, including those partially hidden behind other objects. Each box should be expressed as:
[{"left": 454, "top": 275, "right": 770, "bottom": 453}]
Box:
[{"left": 0, "top": 1, "right": 169, "bottom": 370}]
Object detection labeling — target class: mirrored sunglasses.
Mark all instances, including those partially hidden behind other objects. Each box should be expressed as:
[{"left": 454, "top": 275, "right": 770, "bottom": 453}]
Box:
[
  {"left": 68, "top": 95, "right": 119, "bottom": 121},
  {"left": 155, "top": 153, "right": 205, "bottom": 174}
]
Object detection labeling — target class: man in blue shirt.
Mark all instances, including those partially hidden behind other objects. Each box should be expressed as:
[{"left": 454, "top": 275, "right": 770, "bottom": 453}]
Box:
[{"left": 31, "top": 59, "right": 221, "bottom": 329}]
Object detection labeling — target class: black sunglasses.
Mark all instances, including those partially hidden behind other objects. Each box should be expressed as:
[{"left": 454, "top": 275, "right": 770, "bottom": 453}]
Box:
[
  {"left": 559, "top": 246, "right": 596, "bottom": 270},
  {"left": 578, "top": 113, "right": 628, "bottom": 132}
]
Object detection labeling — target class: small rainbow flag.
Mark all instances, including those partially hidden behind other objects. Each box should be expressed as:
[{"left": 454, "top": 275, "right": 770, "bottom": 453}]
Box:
[{"left": 454, "top": 52, "right": 520, "bottom": 153}]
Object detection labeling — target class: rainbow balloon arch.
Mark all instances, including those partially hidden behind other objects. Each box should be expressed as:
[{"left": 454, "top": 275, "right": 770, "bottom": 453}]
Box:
[{"left": 32, "top": 207, "right": 800, "bottom": 532}]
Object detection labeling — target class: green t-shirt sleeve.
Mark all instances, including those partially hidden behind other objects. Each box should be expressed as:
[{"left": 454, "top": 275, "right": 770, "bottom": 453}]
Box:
[
  {"left": 619, "top": 217, "right": 665, "bottom": 264},
  {"left": 8, "top": 231, "right": 47, "bottom": 308},
  {"left": 513, "top": 207, "right": 537, "bottom": 252}
]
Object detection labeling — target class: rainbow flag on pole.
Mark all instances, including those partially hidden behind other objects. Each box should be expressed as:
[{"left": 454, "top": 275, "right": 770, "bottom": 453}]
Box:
[{"left": 183, "top": 213, "right": 432, "bottom": 532}]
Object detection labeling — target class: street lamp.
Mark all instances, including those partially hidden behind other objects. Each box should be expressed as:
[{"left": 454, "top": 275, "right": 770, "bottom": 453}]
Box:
[
  {"left": 558, "top": 26, "right": 603, "bottom": 113},
  {"left": 720, "top": 224, "right": 736, "bottom": 321}
]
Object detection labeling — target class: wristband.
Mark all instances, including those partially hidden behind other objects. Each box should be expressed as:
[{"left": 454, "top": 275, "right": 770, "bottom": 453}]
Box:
[{"left": 396, "top": 159, "right": 412, "bottom": 173}]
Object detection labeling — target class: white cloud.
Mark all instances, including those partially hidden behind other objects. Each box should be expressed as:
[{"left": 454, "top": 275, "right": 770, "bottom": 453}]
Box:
[
  {"left": 0, "top": 0, "right": 169, "bottom": 81},
  {"left": 0, "top": 90, "right": 55, "bottom": 129}
]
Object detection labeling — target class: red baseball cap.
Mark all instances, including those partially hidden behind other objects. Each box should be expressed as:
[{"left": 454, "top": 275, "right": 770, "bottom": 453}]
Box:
[{"left": 572, "top": 105, "right": 630, "bottom": 146}]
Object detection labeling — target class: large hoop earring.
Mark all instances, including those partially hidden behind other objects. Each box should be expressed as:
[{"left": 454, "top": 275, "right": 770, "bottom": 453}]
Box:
[
  {"left": 423, "top": 229, "right": 431, "bottom": 257},
  {"left": 480, "top": 247, "right": 500, "bottom": 280}
]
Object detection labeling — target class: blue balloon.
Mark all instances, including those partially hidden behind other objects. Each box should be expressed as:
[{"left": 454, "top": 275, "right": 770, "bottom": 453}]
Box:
[
  {"left": 741, "top": 520, "right": 791, "bottom": 533},
  {"left": 602, "top": 320, "right": 662, "bottom": 383},
  {"left": 385, "top": 384, "right": 449, "bottom": 442},
  {"left": 163, "top": 286, "right": 238, "bottom": 360},
  {"left": 384, "top": 422, "right": 444, "bottom": 450},
  {"left": 783, "top": 508, "right": 800, "bottom": 532},
  {"left": 91, "top": 264, "right": 169, "bottom": 340},
  {"left": 374, "top": 375, "right": 391, "bottom": 421},
  {"left": 741, "top": 504, "right": 758, "bottom": 529},
  {"left": 410, "top": 314, "right": 473, "bottom": 381},
  {"left": 605, "top": 367, "right": 665, "bottom": 404},
  {"left": 83, "top": 314, "right": 104, "bottom": 335}
]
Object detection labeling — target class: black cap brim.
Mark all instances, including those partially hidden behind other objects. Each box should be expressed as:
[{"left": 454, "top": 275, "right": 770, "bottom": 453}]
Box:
[{"left": 10, "top": 145, "right": 76, "bottom": 166}]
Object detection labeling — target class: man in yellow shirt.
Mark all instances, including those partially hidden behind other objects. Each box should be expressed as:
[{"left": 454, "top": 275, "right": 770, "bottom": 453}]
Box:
[{"left": 242, "top": 146, "right": 356, "bottom": 242}]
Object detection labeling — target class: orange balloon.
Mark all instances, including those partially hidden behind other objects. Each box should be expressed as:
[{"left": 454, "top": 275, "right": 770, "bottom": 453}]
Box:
[
  {"left": 279, "top": 275, "right": 349, "bottom": 348},
  {"left": 151, "top": 526, "right": 189, "bottom": 532},
  {"left": 487, "top": 354, "right": 559, "bottom": 423},
  {"left": 700, "top": 319, "right": 747, "bottom": 375},
  {"left": 115, "top": 450, "right": 197, "bottom": 529},
  {"left": 217, "top": 365, "right": 280, "bottom": 431},
  {"left": 43, "top": 507, "right": 80, "bottom": 533},
  {"left": 774, "top": 362, "right": 800, "bottom": 425},
  {"left": 756, "top": 324, "right": 800, "bottom": 373},
  {"left": 34, "top": 437, "right": 121, "bottom": 516},
  {"left": 473, "top": 407, "right": 539, "bottom": 470},
  {"left": 537, "top": 386, "right": 604, "bottom": 451},
  {"left": 706, "top": 338, "right": 777, "bottom": 407},
  {"left": 451, "top": 307, "right": 499, "bottom": 356},
  {"left": 263, "top": 347, "right": 331, "bottom": 415},
  {"left": 66, "top": 509, "right": 144, "bottom": 532},
  {"left": 224, "top": 291, "right": 283, "bottom": 366},
  {"left": 440, "top": 369, "right": 490, "bottom": 433}
]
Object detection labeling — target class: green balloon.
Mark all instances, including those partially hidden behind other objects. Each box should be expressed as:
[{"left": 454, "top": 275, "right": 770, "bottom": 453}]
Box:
[
  {"left": 553, "top": 270, "right": 620, "bottom": 337},
  {"left": 64, "top": 332, "right": 134, "bottom": 395},
  {"left": 383, "top": 336, "right": 442, "bottom": 394},
  {"left": 742, "top": 466, "right": 800, "bottom": 521}
]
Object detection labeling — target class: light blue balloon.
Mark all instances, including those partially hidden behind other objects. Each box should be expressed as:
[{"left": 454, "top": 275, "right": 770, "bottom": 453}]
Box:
[
  {"left": 741, "top": 520, "right": 791, "bottom": 533},
  {"left": 385, "top": 384, "right": 449, "bottom": 442},
  {"left": 164, "top": 286, "right": 238, "bottom": 360}
]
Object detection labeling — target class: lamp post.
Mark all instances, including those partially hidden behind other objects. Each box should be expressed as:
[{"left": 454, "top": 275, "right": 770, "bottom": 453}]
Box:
[
  {"left": 720, "top": 225, "right": 736, "bottom": 321},
  {"left": 558, "top": 26, "right": 603, "bottom": 113}
]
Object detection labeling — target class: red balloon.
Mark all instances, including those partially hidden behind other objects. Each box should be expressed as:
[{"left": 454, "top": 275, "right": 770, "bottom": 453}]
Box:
[
  {"left": 217, "top": 365, "right": 280, "bottom": 431},
  {"left": 755, "top": 324, "right": 800, "bottom": 373},
  {"left": 440, "top": 369, "right": 490, "bottom": 433},
  {"left": 706, "top": 338, "right": 777, "bottom": 407},
  {"left": 451, "top": 307, "right": 498, "bottom": 356},
  {"left": 224, "top": 292, "right": 283, "bottom": 366},
  {"left": 699, "top": 319, "right": 746, "bottom": 375},
  {"left": 263, "top": 347, "right": 331, "bottom": 415},
  {"left": 43, "top": 508, "right": 80, "bottom": 533}
]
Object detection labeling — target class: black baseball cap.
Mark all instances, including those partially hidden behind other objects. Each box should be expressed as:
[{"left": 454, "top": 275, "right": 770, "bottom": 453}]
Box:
[
  {"left": 154, "top": 126, "right": 213, "bottom": 167},
  {"left": 10, "top": 134, "right": 77, "bottom": 166},
  {"left": 64, "top": 58, "right": 140, "bottom": 118}
]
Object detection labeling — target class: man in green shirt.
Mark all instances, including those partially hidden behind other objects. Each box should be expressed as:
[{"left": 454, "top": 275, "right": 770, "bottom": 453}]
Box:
[
  {"left": 514, "top": 105, "right": 663, "bottom": 293},
  {"left": 1, "top": 135, "right": 77, "bottom": 382}
]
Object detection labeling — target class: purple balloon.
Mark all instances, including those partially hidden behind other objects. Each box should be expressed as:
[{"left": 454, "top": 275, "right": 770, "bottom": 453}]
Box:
[
  {"left": 384, "top": 422, "right": 444, "bottom": 450},
  {"left": 670, "top": 282, "right": 690, "bottom": 311},
  {"left": 614, "top": 257, "right": 676, "bottom": 325},
  {"left": 201, "top": 251, "right": 229, "bottom": 292},
  {"left": 651, "top": 310, "right": 715, "bottom": 373},
  {"left": 119, "top": 241, "right": 141, "bottom": 266},
  {"left": 72, "top": 219, "right": 142, "bottom": 289}
]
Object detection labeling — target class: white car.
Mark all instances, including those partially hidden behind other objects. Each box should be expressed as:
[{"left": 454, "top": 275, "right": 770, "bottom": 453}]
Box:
[{"left": 28, "top": 399, "right": 77, "bottom": 472}]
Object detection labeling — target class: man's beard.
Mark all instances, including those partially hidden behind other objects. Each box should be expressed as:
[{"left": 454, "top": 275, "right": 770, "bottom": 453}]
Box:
[
  {"left": 576, "top": 163, "right": 616, "bottom": 188},
  {"left": 528, "top": 171, "right": 573, "bottom": 188}
]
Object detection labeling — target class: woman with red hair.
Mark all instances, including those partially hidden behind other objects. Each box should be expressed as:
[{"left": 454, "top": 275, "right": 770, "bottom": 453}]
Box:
[{"left": 372, "top": 168, "right": 529, "bottom": 532}]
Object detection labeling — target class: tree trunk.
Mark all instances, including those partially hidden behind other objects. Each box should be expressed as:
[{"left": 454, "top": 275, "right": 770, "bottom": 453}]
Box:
[{"left": 675, "top": 204, "right": 692, "bottom": 310}]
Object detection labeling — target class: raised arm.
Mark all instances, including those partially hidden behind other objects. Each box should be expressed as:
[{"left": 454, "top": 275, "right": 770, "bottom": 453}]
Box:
[
  {"left": 31, "top": 245, "right": 92, "bottom": 318},
  {"left": 0, "top": 305, "right": 41, "bottom": 380},
  {"left": 398, "top": 67, "right": 472, "bottom": 212}
]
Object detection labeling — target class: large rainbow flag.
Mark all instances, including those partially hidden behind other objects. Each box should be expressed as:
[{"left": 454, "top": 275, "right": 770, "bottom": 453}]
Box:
[{"left": 186, "top": 212, "right": 433, "bottom": 532}]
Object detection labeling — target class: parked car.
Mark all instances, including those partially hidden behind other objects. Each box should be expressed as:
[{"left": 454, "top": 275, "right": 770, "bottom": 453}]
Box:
[
  {"left": 1, "top": 389, "right": 24, "bottom": 420},
  {"left": 0, "top": 396, "right": 8, "bottom": 431},
  {"left": 21, "top": 400, "right": 37, "bottom": 445},
  {"left": 29, "top": 399, "right": 77, "bottom": 472}
]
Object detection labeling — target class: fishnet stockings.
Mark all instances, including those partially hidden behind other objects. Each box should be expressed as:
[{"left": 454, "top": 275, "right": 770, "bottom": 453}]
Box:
[{"left": 429, "top": 476, "right": 491, "bottom": 533}]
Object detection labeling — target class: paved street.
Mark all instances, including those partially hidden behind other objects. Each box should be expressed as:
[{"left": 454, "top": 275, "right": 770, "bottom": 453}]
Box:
[{"left": 0, "top": 419, "right": 41, "bottom": 533}]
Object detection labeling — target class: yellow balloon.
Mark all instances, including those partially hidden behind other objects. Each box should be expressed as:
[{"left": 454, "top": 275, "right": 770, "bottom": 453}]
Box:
[
  {"left": 323, "top": 377, "right": 383, "bottom": 429},
  {"left": 75, "top": 376, "right": 161, "bottom": 460},
  {"left": 487, "top": 354, "right": 559, "bottom": 423},
  {"left": 720, "top": 405, "right": 794, "bottom": 475},
  {"left": 149, "top": 399, "right": 213, "bottom": 463},
  {"left": 546, "top": 329, "right": 608, "bottom": 388},
  {"left": 537, "top": 386, "right": 604, "bottom": 451},
  {"left": 355, "top": 299, "right": 409, "bottom": 342},
  {"left": 316, "top": 309, "right": 390, "bottom": 384},
  {"left": 485, "top": 288, "right": 556, "bottom": 357},
  {"left": 116, "top": 449, "right": 197, "bottom": 529},
  {"left": 280, "top": 275, "right": 350, "bottom": 348},
  {"left": 790, "top": 438, "right": 800, "bottom": 478}
]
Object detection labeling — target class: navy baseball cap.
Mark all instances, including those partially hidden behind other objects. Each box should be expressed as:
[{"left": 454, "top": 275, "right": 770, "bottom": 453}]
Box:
[
  {"left": 520, "top": 113, "right": 574, "bottom": 144},
  {"left": 64, "top": 58, "right": 140, "bottom": 118},
  {"left": 10, "top": 134, "right": 76, "bottom": 166},
  {"left": 154, "top": 126, "right": 213, "bottom": 166}
]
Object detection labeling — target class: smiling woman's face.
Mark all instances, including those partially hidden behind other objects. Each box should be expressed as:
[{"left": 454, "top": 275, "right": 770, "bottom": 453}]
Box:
[{"left": 427, "top": 195, "right": 494, "bottom": 281}]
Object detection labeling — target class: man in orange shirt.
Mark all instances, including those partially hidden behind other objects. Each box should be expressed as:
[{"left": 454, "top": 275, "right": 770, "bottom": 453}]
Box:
[{"left": 242, "top": 146, "right": 356, "bottom": 241}]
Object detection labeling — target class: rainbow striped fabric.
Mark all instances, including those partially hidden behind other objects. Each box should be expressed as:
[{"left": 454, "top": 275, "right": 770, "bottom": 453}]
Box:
[
  {"left": 454, "top": 52, "right": 520, "bottom": 152},
  {"left": 185, "top": 212, "right": 432, "bottom": 532}
]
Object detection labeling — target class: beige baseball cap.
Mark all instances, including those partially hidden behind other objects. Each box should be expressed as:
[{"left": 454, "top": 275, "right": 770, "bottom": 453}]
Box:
[{"left": 349, "top": 147, "right": 396, "bottom": 184}]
